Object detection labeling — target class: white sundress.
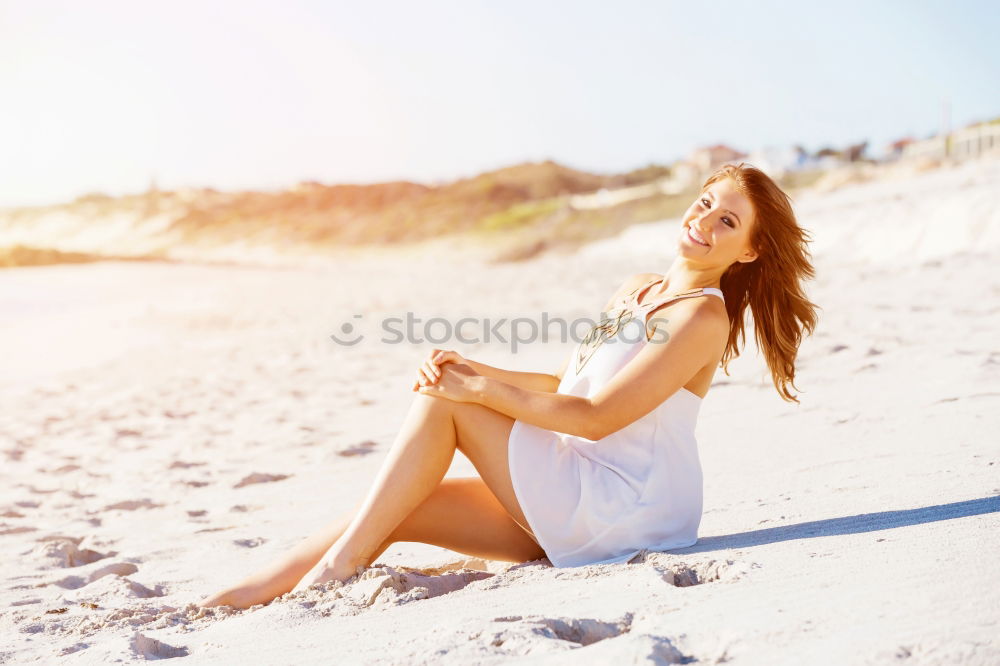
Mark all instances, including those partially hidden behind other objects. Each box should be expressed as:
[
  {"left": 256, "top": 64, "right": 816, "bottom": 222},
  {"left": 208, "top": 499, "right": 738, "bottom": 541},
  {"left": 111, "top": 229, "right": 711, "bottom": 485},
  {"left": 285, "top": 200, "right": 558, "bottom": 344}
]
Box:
[{"left": 507, "top": 278, "right": 725, "bottom": 567}]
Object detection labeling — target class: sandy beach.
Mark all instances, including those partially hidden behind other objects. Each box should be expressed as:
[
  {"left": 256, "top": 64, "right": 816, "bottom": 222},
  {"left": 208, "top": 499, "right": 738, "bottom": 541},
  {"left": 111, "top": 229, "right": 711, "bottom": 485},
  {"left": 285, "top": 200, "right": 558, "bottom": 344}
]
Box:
[{"left": 2, "top": 156, "right": 999, "bottom": 664}]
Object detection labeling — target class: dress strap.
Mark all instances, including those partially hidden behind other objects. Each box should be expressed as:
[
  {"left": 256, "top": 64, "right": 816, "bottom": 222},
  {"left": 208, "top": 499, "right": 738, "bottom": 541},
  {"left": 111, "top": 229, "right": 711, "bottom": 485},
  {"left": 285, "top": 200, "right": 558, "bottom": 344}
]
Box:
[
  {"left": 624, "top": 278, "right": 726, "bottom": 312},
  {"left": 700, "top": 287, "right": 726, "bottom": 303},
  {"left": 638, "top": 288, "right": 720, "bottom": 312}
]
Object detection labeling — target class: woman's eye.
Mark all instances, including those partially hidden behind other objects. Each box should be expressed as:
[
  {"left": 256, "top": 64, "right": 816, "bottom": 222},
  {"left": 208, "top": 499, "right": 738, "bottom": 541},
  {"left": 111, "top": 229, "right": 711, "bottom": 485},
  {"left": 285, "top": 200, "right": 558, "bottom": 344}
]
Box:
[{"left": 701, "top": 198, "right": 735, "bottom": 228}]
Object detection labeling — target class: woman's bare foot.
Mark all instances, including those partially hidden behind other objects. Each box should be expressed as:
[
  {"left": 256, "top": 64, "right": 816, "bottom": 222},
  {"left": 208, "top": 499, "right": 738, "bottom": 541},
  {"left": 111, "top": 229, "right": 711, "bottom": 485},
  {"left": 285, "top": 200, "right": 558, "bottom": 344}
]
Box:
[
  {"left": 291, "top": 553, "right": 365, "bottom": 593},
  {"left": 197, "top": 583, "right": 272, "bottom": 610}
]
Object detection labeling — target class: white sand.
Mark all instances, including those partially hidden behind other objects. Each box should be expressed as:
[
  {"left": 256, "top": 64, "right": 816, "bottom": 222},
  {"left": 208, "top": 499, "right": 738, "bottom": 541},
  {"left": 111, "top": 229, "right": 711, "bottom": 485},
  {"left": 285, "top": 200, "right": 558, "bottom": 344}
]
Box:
[{"left": 1, "top": 156, "right": 999, "bottom": 664}]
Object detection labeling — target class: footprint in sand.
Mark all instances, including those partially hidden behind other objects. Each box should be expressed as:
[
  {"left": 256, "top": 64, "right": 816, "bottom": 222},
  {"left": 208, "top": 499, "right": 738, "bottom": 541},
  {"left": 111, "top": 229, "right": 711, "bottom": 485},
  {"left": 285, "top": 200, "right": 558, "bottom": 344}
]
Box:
[
  {"left": 43, "top": 464, "right": 81, "bottom": 474},
  {"left": 34, "top": 536, "right": 112, "bottom": 568},
  {"left": 55, "top": 562, "right": 139, "bottom": 589},
  {"left": 643, "top": 553, "right": 760, "bottom": 587},
  {"left": 478, "top": 613, "right": 637, "bottom": 650},
  {"left": 233, "top": 473, "right": 291, "bottom": 489},
  {"left": 233, "top": 537, "right": 266, "bottom": 548},
  {"left": 65, "top": 572, "right": 166, "bottom": 599},
  {"left": 120, "top": 578, "right": 168, "bottom": 598},
  {"left": 131, "top": 632, "right": 188, "bottom": 659},
  {"left": 1, "top": 526, "right": 37, "bottom": 535},
  {"left": 104, "top": 499, "right": 164, "bottom": 511},
  {"left": 4, "top": 447, "right": 26, "bottom": 462},
  {"left": 537, "top": 552, "right": 758, "bottom": 588},
  {"left": 59, "top": 643, "right": 90, "bottom": 656},
  {"left": 229, "top": 504, "right": 259, "bottom": 513},
  {"left": 169, "top": 460, "right": 207, "bottom": 470},
  {"left": 335, "top": 440, "right": 378, "bottom": 457},
  {"left": 438, "top": 611, "right": 695, "bottom": 664}
]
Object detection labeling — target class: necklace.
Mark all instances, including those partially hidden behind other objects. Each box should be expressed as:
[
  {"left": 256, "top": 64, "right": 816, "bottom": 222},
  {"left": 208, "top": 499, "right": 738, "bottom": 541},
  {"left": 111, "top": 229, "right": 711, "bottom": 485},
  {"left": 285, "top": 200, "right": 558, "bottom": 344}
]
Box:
[
  {"left": 575, "top": 304, "right": 637, "bottom": 374},
  {"left": 573, "top": 280, "right": 716, "bottom": 375}
]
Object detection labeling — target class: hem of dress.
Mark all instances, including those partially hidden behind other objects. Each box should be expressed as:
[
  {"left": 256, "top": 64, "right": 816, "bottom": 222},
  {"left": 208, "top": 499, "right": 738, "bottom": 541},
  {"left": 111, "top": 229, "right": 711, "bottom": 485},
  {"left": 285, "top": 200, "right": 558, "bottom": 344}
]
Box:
[
  {"left": 513, "top": 424, "right": 648, "bottom": 568},
  {"left": 554, "top": 534, "right": 700, "bottom": 568},
  {"left": 543, "top": 517, "right": 629, "bottom": 566},
  {"left": 509, "top": 420, "right": 694, "bottom": 569}
]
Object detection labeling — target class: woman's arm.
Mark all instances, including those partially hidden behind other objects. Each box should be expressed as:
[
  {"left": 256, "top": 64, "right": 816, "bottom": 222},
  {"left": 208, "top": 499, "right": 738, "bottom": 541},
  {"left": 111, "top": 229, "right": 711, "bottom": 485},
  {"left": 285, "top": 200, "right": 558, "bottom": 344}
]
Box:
[
  {"left": 461, "top": 357, "right": 564, "bottom": 393},
  {"left": 417, "top": 272, "right": 657, "bottom": 398},
  {"left": 476, "top": 380, "right": 602, "bottom": 440},
  {"left": 424, "top": 299, "right": 723, "bottom": 441}
]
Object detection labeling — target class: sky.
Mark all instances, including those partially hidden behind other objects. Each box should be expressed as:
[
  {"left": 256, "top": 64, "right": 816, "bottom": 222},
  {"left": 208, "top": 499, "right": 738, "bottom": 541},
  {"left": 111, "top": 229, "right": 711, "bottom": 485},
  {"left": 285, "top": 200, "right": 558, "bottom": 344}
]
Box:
[{"left": 1, "top": 0, "right": 998, "bottom": 207}]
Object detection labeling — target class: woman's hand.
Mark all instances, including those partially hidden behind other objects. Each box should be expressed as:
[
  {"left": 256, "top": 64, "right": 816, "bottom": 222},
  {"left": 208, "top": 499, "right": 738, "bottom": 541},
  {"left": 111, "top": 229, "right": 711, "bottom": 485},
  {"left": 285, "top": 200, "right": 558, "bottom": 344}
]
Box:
[
  {"left": 411, "top": 349, "right": 466, "bottom": 391},
  {"left": 414, "top": 363, "right": 484, "bottom": 403}
]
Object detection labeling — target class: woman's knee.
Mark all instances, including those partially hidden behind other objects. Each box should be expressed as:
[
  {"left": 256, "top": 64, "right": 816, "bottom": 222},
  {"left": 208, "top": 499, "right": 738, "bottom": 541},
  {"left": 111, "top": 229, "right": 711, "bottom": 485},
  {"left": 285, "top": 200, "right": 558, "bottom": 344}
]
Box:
[{"left": 410, "top": 392, "right": 457, "bottom": 418}]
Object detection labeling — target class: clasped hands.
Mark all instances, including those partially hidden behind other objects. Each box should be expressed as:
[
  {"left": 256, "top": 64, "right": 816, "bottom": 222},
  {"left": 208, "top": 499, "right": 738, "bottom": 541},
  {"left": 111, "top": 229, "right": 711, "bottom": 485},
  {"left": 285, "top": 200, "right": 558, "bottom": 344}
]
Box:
[{"left": 410, "top": 349, "right": 483, "bottom": 403}]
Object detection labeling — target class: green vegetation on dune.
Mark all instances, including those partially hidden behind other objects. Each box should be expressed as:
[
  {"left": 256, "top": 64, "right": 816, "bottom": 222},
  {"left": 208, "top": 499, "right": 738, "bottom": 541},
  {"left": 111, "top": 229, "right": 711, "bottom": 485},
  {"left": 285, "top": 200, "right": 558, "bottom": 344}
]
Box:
[
  {"left": 477, "top": 198, "right": 564, "bottom": 232},
  {"left": 152, "top": 160, "right": 627, "bottom": 248},
  {"left": 480, "top": 185, "right": 706, "bottom": 262},
  {"left": 776, "top": 168, "right": 827, "bottom": 194}
]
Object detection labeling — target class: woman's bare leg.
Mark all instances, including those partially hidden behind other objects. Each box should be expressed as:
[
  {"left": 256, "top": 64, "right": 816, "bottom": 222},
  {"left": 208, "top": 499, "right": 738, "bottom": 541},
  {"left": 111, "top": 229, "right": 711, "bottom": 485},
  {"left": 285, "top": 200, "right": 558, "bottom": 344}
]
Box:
[
  {"left": 293, "top": 394, "right": 461, "bottom": 589},
  {"left": 201, "top": 392, "right": 543, "bottom": 607},
  {"left": 387, "top": 477, "right": 543, "bottom": 562},
  {"left": 198, "top": 477, "right": 543, "bottom": 609},
  {"left": 196, "top": 499, "right": 393, "bottom": 609}
]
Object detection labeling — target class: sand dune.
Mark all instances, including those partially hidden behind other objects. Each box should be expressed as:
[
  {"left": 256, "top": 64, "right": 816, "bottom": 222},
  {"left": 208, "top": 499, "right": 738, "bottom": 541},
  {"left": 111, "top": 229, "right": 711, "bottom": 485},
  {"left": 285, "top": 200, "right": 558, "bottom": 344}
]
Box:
[{"left": 1, "top": 156, "right": 999, "bottom": 664}]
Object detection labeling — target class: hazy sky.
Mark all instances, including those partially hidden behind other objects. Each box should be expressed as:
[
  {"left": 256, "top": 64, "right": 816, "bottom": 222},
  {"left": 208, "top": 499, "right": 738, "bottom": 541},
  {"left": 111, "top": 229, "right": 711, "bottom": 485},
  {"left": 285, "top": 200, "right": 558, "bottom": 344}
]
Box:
[{"left": 1, "top": 0, "right": 997, "bottom": 207}]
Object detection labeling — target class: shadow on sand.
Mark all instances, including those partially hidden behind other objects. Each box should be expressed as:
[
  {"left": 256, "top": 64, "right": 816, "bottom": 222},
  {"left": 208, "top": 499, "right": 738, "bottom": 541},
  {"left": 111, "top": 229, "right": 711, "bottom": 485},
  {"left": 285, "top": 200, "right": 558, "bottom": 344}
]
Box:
[{"left": 675, "top": 495, "right": 1000, "bottom": 554}]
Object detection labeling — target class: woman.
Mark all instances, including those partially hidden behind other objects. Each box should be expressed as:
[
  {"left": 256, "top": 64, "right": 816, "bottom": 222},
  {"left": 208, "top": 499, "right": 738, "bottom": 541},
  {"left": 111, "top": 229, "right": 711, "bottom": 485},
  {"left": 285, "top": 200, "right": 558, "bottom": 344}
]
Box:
[{"left": 198, "top": 162, "right": 819, "bottom": 609}]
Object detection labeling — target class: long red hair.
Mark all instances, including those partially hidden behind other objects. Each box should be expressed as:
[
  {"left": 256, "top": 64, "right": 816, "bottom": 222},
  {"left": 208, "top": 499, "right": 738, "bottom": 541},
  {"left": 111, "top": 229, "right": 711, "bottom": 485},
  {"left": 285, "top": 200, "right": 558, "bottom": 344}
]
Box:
[{"left": 705, "top": 162, "right": 821, "bottom": 403}]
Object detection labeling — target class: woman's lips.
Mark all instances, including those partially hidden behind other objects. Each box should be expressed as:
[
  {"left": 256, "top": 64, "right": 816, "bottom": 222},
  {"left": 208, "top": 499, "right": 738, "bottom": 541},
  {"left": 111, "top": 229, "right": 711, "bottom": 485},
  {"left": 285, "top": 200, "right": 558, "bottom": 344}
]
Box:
[{"left": 687, "top": 226, "right": 709, "bottom": 246}]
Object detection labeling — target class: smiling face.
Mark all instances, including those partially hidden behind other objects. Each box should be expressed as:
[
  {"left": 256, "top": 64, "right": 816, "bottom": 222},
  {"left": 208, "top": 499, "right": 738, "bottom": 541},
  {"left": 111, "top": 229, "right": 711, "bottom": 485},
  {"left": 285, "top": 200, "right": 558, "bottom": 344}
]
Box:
[{"left": 678, "top": 176, "right": 758, "bottom": 267}]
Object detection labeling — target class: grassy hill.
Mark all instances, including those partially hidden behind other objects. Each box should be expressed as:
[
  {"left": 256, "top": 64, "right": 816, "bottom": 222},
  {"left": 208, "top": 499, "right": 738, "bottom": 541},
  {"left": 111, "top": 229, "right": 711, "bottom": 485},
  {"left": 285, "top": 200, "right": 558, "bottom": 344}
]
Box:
[{"left": 0, "top": 158, "right": 821, "bottom": 266}]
